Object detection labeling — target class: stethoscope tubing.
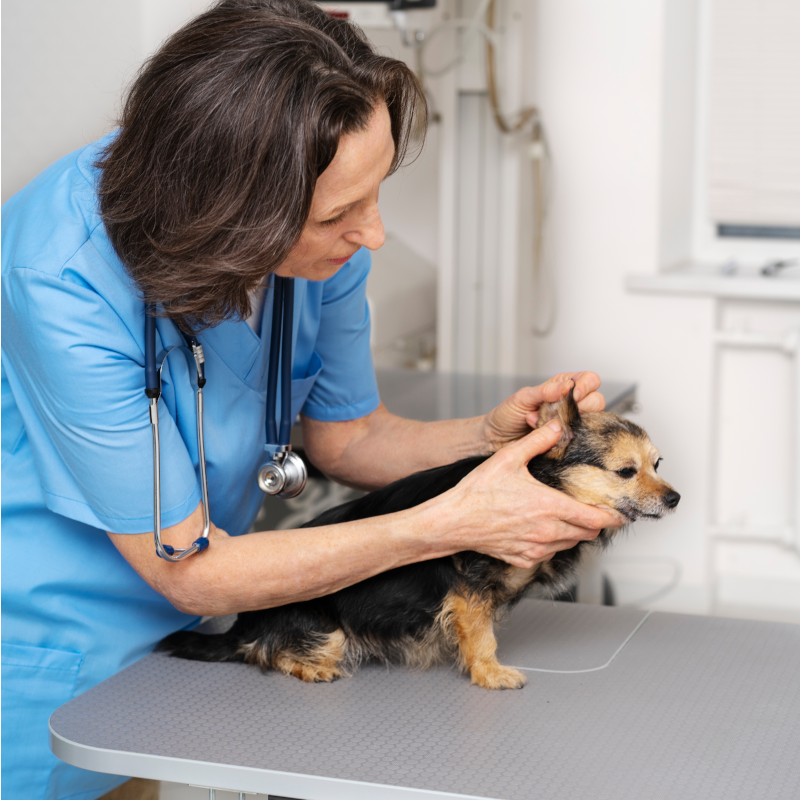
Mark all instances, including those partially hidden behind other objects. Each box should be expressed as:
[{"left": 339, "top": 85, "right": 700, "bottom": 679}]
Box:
[
  {"left": 145, "top": 315, "right": 211, "bottom": 562},
  {"left": 265, "top": 278, "right": 283, "bottom": 444},
  {"left": 150, "top": 393, "right": 211, "bottom": 561},
  {"left": 145, "top": 276, "right": 300, "bottom": 561},
  {"left": 265, "top": 275, "right": 295, "bottom": 446},
  {"left": 279, "top": 277, "right": 295, "bottom": 445}
]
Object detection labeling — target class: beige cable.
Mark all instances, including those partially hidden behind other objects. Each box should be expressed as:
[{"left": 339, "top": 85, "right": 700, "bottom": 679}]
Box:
[
  {"left": 484, "top": 0, "right": 537, "bottom": 134},
  {"left": 484, "top": 0, "right": 555, "bottom": 336}
]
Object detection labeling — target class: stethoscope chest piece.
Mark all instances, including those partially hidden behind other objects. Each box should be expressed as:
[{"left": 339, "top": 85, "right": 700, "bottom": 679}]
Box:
[{"left": 258, "top": 446, "right": 307, "bottom": 498}]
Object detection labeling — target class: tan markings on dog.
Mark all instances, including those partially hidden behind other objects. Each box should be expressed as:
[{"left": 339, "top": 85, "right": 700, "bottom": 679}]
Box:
[
  {"left": 237, "top": 639, "right": 265, "bottom": 667},
  {"left": 441, "top": 591, "right": 526, "bottom": 690},
  {"left": 395, "top": 630, "right": 454, "bottom": 672},
  {"left": 594, "top": 429, "right": 656, "bottom": 470},
  {"left": 533, "top": 559, "right": 558, "bottom": 583},
  {"left": 632, "top": 470, "right": 674, "bottom": 500},
  {"left": 558, "top": 464, "right": 619, "bottom": 508},
  {"left": 273, "top": 629, "right": 347, "bottom": 683},
  {"left": 504, "top": 565, "right": 540, "bottom": 595}
]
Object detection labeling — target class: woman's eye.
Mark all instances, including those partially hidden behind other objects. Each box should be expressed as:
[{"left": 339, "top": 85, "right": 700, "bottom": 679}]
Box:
[
  {"left": 654, "top": 458, "right": 661, "bottom": 472},
  {"left": 616, "top": 468, "right": 637, "bottom": 479},
  {"left": 320, "top": 215, "right": 343, "bottom": 227}
]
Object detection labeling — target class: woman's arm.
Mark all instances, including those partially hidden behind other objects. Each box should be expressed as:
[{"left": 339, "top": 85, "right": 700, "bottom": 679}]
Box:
[
  {"left": 109, "top": 418, "right": 622, "bottom": 617},
  {"left": 303, "top": 371, "right": 607, "bottom": 490}
]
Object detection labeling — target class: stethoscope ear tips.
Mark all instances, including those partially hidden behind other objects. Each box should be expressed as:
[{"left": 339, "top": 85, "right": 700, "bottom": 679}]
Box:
[{"left": 258, "top": 449, "right": 307, "bottom": 499}]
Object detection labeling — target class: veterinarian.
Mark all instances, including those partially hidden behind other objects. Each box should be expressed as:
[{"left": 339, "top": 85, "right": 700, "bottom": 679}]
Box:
[{"left": 1, "top": 2, "right": 622, "bottom": 798}]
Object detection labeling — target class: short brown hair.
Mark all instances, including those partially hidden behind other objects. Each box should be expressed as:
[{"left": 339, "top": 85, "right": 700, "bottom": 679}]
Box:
[{"left": 97, "top": 0, "right": 426, "bottom": 330}]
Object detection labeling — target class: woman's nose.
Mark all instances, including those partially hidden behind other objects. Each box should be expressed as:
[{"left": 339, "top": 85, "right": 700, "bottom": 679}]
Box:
[{"left": 347, "top": 205, "right": 385, "bottom": 251}]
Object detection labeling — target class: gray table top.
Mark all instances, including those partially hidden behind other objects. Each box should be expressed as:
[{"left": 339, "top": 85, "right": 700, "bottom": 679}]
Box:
[
  {"left": 50, "top": 600, "right": 800, "bottom": 800},
  {"left": 373, "top": 370, "right": 637, "bottom": 421},
  {"left": 290, "top": 371, "right": 636, "bottom": 451}
]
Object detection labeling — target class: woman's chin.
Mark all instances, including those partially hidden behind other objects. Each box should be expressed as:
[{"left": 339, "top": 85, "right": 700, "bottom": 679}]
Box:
[{"left": 277, "top": 261, "right": 347, "bottom": 282}]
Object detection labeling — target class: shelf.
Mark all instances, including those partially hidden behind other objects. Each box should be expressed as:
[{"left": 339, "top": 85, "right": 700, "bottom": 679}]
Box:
[{"left": 626, "top": 264, "right": 800, "bottom": 302}]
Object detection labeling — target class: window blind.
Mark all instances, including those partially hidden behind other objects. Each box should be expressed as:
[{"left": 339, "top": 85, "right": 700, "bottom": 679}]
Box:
[{"left": 707, "top": 0, "right": 800, "bottom": 228}]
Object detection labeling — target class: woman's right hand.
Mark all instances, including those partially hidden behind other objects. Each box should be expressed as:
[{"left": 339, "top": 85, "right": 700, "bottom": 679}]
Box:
[{"left": 430, "top": 419, "right": 624, "bottom": 569}]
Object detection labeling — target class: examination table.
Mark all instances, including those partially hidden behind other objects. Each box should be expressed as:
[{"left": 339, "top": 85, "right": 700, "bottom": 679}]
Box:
[
  {"left": 50, "top": 599, "right": 800, "bottom": 800},
  {"left": 49, "top": 373, "right": 800, "bottom": 798}
]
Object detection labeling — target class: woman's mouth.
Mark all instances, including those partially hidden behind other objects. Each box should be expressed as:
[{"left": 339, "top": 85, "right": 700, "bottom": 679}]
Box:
[{"left": 326, "top": 253, "right": 356, "bottom": 265}]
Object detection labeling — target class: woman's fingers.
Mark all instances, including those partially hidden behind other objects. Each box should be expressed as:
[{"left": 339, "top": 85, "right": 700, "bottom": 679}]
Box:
[
  {"left": 553, "top": 492, "right": 625, "bottom": 532},
  {"left": 443, "top": 413, "right": 625, "bottom": 568},
  {"left": 500, "top": 432, "right": 625, "bottom": 532},
  {"left": 520, "top": 373, "right": 605, "bottom": 429},
  {"left": 504, "top": 418, "right": 564, "bottom": 462},
  {"left": 576, "top": 390, "right": 605, "bottom": 413},
  {"left": 569, "top": 371, "right": 601, "bottom": 403},
  {"left": 514, "top": 371, "right": 600, "bottom": 408},
  {"left": 500, "top": 535, "right": 599, "bottom": 570},
  {"left": 460, "top": 485, "right": 614, "bottom": 567},
  {"left": 483, "top": 371, "right": 605, "bottom": 452}
]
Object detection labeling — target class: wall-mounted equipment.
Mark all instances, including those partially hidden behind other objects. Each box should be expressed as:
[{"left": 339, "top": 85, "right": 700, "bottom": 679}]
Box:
[{"left": 316, "top": 1, "right": 436, "bottom": 29}]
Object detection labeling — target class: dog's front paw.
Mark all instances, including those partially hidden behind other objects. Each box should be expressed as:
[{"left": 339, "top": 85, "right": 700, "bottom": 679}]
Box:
[
  {"left": 275, "top": 655, "right": 341, "bottom": 683},
  {"left": 304, "top": 663, "right": 341, "bottom": 683},
  {"left": 470, "top": 663, "right": 527, "bottom": 690}
]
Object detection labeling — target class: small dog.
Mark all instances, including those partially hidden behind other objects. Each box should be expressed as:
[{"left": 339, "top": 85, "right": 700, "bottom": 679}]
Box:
[{"left": 159, "top": 390, "right": 679, "bottom": 689}]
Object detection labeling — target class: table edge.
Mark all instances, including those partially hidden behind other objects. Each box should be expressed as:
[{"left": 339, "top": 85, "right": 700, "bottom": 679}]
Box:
[{"left": 49, "top": 726, "right": 501, "bottom": 800}]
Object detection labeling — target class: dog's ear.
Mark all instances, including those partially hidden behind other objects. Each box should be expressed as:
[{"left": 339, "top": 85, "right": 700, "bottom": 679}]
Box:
[{"left": 536, "top": 386, "right": 582, "bottom": 457}]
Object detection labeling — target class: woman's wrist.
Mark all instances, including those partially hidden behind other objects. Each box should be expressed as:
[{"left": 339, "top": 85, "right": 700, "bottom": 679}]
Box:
[
  {"left": 401, "top": 486, "right": 473, "bottom": 561},
  {"left": 373, "top": 496, "right": 448, "bottom": 566},
  {"left": 476, "top": 413, "right": 503, "bottom": 455}
]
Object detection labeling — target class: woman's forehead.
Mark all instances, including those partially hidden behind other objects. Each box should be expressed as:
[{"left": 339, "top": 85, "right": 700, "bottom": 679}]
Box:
[{"left": 312, "top": 104, "right": 395, "bottom": 217}]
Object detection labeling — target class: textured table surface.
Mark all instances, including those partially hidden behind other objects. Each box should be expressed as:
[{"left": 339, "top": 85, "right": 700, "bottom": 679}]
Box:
[{"left": 50, "top": 600, "right": 800, "bottom": 800}]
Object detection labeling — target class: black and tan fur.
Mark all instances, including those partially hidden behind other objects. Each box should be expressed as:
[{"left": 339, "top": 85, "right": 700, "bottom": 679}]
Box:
[{"left": 159, "top": 390, "right": 680, "bottom": 689}]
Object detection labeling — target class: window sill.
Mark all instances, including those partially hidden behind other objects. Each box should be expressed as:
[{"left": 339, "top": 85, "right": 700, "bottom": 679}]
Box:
[{"left": 626, "top": 262, "right": 800, "bottom": 301}]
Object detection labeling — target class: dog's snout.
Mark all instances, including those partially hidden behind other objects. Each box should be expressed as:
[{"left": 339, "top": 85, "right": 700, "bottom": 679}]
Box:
[{"left": 663, "top": 490, "right": 680, "bottom": 509}]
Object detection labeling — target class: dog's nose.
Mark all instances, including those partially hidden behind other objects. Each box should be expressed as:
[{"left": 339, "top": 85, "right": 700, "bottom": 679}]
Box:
[{"left": 664, "top": 490, "right": 680, "bottom": 509}]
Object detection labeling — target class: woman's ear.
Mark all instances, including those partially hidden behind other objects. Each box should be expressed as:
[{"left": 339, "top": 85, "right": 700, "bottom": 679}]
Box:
[{"left": 536, "top": 386, "right": 582, "bottom": 457}]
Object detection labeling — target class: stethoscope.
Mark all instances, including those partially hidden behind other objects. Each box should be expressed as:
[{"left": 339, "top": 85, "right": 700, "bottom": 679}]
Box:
[{"left": 144, "top": 275, "right": 307, "bottom": 562}]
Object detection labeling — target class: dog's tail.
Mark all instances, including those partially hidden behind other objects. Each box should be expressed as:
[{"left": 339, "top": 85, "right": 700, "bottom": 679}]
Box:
[{"left": 156, "top": 630, "right": 243, "bottom": 663}]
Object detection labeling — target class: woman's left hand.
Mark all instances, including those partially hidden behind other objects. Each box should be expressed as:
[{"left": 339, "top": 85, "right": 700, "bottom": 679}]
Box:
[{"left": 482, "top": 371, "right": 606, "bottom": 452}]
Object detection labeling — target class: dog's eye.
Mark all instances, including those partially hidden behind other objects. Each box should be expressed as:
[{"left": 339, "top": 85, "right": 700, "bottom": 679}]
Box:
[
  {"left": 654, "top": 458, "right": 661, "bottom": 472},
  {"left": 616, "top": 468, "right": 637, "bottom": 479}
]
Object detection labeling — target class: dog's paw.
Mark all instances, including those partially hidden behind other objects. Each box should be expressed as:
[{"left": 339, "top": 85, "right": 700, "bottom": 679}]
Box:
[
  {"left": 305, "top": 663, "right": 341, "bottom": 683},
  {"left": 275, "top": 655, "right": 341, "bottom": 683},
  {"left": 275, "top": 630, "right": 346, "bottom": 683},
  {"left": 470, "top": 663, "right": 527, "bottom": 690}
]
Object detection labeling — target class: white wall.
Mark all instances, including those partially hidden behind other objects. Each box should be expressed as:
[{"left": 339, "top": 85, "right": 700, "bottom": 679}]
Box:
[
  {"left": 2, "top": 0, "right": 137, "bottom": 203},
  {"left": 1, "top": 0, "right": 213, "bottom": 205},
  {"left": 518, "top": 0, "right": 800, "bottom": 621},
  {"left": 519, "top": 0, "right": 715, "bottom": 613},
  {"left": 358, "top": 24, "right": 443, "bottom": 268}
]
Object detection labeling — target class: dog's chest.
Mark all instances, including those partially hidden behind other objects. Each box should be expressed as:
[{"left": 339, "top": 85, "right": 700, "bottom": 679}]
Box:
[{"left": 503, "top": 564, "right": 540, "bottom": 594}]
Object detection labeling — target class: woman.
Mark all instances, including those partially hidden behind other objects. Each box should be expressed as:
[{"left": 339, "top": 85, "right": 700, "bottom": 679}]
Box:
[{"left": 1, "top": 2, "right": 621, "bottom": 798}]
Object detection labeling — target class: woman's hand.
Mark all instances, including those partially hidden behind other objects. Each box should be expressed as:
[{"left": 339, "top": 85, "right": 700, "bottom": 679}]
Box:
[
  {"left": 432, "top": 419, "right": 623, "bottom": 569},
  {"left": 482, "top": 371, "right": 606, "bottom": 453}
]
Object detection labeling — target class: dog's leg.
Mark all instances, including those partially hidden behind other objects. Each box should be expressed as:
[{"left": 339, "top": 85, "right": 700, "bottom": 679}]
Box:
[
  {"left": 442, "top": 592, "right": 527, "bottom": 690},
  {"left": 273, "top": 629, "right": 347, "bottom": 683}
]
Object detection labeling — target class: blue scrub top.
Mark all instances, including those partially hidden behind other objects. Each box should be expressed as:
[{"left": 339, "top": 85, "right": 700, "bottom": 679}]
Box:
[{"left": 1, "top": 135, "right": 380, "bottom": 800}]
